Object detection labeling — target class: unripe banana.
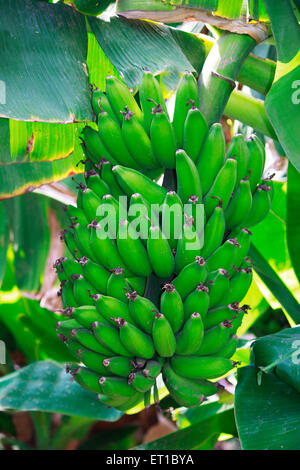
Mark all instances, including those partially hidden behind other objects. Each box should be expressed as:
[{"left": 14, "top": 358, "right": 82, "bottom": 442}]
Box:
[
  {"left": 56, "top": 318, "right": 81, "bottom": 337},
  {"left": 195, "top": 322, "right": 232, "bottom": 356},
  {"left": 54, "top": 257, "right": 82, "bottom": 282},
  {"left": 98, "top": 110, "right": 140, "bottom": 169},
  {"left": 183, "top": 103, "right": 208, "bottom": 162},
  {"left": 107, "top": 267, "right": 132, "bottom": 303},
  {"left": 115, "top": 391, "right": 145, "bottom": 412},
  {"left": 66, "top": 339, "right": 108, "bottom": 375},
  {"left": 183, "top": 284, "right": 210, "bottom": 322},
  {"left": 68, "top": 365, "right": 100, "bottom": 394},
  {"left": 152, "top": 312, "right": 176, "bottom": 358},
  {"left": 92, "top": 321, "right": 132, "bottom": 357},
  {"left": 206, "top": 238, "right": 241, "bottom": 274},
  {"left": 100, "top": 160, "right": 125, "bottom": 199},
  {"left": 139, "top": 70, "right": 169, "bottom": 134},
  {"left": 72, "top": 275, "right": 97, "bottom": 306},
  {"left": 99, "top": 375, "right": 136, "bottom": 399},
  {"left": 116, "top": 318, "right": 155, "bottom": 359},
  {"left": 176, "top": 149, "right": 202, "bottom": 204},
  {"left": 92, "top": 293, "right": 133, "bottom": 325},
  {"left": 117, "top": 218, "right": 152, "bottom": 277},
  {"left": 171, "top": 355, "right": 234, "bottom": 380},
  {"left": 225, "top": 179, "right": 252, "bottom": 230},
  {"left": 147, "top": 224, "right": 175, "bottom": 278},
  {"left": 112, "top": 165, "right": 167, "bottom": 205},
  {"left": 102, "top": 356, "right": 134, "bottom": 378},
  {"left": 84, "top": 169, "right": 111, "bottom": 199},
  {"left": 79, "top": 187, "right": 103, "bottom": 223},
  {"left": 203, "top": 303, "right": 241, "bottom": 330},
  {"left": 244, "top": 184, "right": 271, "bottom": 227},
  {"left": 160, "top": 283, "right": 184, "bottom": 333},
  {"left": 71, "top": 306, "right": 109, "bottom": 329},
  {"left": 175, "top": 217, "right": 202, "bottom": 274},
  {"left": 126, "top": 276, "right": 146, "bottom": 297},
  {"left": 196, "top": 123, "right": 225, "bottom": 195},
  {"left": 105, "top": 75, "right": 143, "bottom": 126},
  {"left": 81, "top": 126, "right": 116, "bottom": 166},
  {"left": 161, "top": 191, "right": 183, "bottom": 250},
  {"left": 233, "top": 228, "right": 253, "bottom": 269},
  {"left": 226, "top": 134, "right": 250, "bottom": 188},
  {"left": 143, "top": 359, "right": 162, "bottom": 379},
  {"left": 172, "top": 256, "right": 208, "bottom": 300},
  {"left": 216, "top": 335, "right": 238, "bottom": 359},
  {"left": 61, "top": 230, "right": 83, "bottom": 260},
  {"left": 172, "top": 72, "right": 199, "bottom": 148},
  {"left": 78, "top": 256, "right": 109, "bottom": 294},
  {"left": 72, "top": 223, "right": 97, "bottom": 262},
  {"left": 204, "top": 158, "right": 237, "bottom": 218},
  {"left": 246, "top": 134, "right": 265, "bottom": 192},
  {"left": 201, "top": 198, "right": 225, "bottom": 259},
  {"left": 162, "top": 363, "right": 218, "bottom": 407},
  {"left": 126, "top": 291, "right": 156, "bottom": 334},
  {"left": 121, "top": 107, "right": 159, "bottom": 169},
  {"left": 91, "top": 87, "right": 117, "bottom": 122},
  {"left": 66, "top": 205, "right": 89, "bottom": 227},
  {"left": 222, "top": 267, "right": 253, "bottom": 305},
  {"left": 150, "top": 105, "right": 176, "bottom": 169},
  {"left": 71, "top": 327, "right": 113, "bottom": 356},
  {"left": 206, "top": 269, "right": 230, "bottom": 308},
  {"left": 176, "top": 312, "right": 204, "bottom": 355},
  {"left": 128, "top": 370, "right": 155, "bottom": 392}
]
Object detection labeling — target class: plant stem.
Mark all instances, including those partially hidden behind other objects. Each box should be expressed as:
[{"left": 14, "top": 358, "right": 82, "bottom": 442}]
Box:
[
  {"left": 198, "top": 32, "right": 256, "bottom": 126},
  {"left": 31, "top": 411, "right": 52, "bottom": 450},
  {"left": 198, "top": 34, "right": 276, "bottom": 95},
  {"left": 224, "top": 89, "right": 277, "bottom": 139}
]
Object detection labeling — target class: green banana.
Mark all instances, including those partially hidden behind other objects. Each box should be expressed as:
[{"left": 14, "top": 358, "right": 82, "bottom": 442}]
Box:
[
  {"left": 172, "top": 256, "right": 208, "bottom": 300},
  {"left": 92, "top": 293, "right": 132, "bottom": 325},
  {"left": 216, "top": 335, "right": 238, "bottom": 359},
  {"left": 91, "top": 87, "right": 117, "bottom": 122},
  {"left": 206, "top": 269, "right": 230, "bottom": 308},
  {"left": 201, "top": 198, "right": 225, "bottom": 259},
  {"left": 71, "top": 306, "right": 109, "bottom": 329},
  {"left": 61, "top": 230, "right": 83, "bottom": 259},
  {"left": 66, "top": 205, "right": 89, "bottom": 227},
  {"left": 161, "top": 190, "right": 183, "bottom": 249},
  {"left": 175, "top": 217, "right": 202, "bottom": 274},
  {"left": 117, "top": 218, "right": 152, "bottom": 277},
  {"left": 79, "top": 187, "right": 103, "bottom": 223},
  {"left": 72, "top": 275, "right": 97, "bottom": 306},
  {"left": 139, "top": 70, "right": 169, "bottom": 134},
  {"left": 84, "top": 169, "right": 111, "bottom": 199},
  {"left": 81, "top": 126, "right": 116, "bottom": 166},
  {"left": 152, "top": 312, "right": 176, "bottom": 358},
  {"left": 68, "top": 366, "right": 101, "bottom": 394},
  {"left": 56, "top": 318, "right": 81, "bottom": 337},
  {"left": 143, "top": 359, "right": 162, "bottom": 379},
  {"left": 162, "top": 363, "right": 218, "bottom": 407},
  {"left": 92, "top": 321, "right": 132, "bottom": 357},
  {"left": 107, "top": 267, "right": 132, "bottom": 303},
  {"left": 233, "top": 228, "right": 253, "bottom": 269},
  {"left": 66, "top": 339, "right": 108, "bottom": 374},
  {"left": 99, "top": 160, "right": 125, "bottom": 199},
  {"left": 59, "top": 280, "right": 77, "bottom": 308},
  {"left": 206, "top": 238, "right": 241, "bottom": 273},
  {"left": 105, "top": 75, "right": 143, "bottom": 126},
  {"left": 195, "top": 322, "right": 232, "bottom": 356},
  {"left": 244, "top": 184, "right": 271, "bottom": 227},
  {"left": 54, "top": 257, "right": 82, "bottom": 283},
  {"left": 172, "top": 72, "right": 199, "bottom": 148},
  {"left": 150, "top": 105, "right": 176, "bottom": 169},
  {"left": 102, "top": 356, "right": 134, "bottom": 378},
  {"left": 183, "top": 103, "right": 208, "bottom": 163},
  {"left": 226, "top": 134, "right": 250, "bottom": 188},
  {"left": 147, "top": 224, "right": 175, "bottom": 278},
  {"left": 183, "top": 284, "right": 210, "bottom": 322},
  {"left": 204, "top": 158, "right": 237, "bottom": 218},
  {"left": 203, "top": 303, "right": 241, "bottom": 329},
  {"left": 98, "top": 110, "right": 140, "bottom": 169},
  {"left": 129, "top": 370, "right": 155, "bottom": 393},
  {"left": 126, "top": 291, "right": 156, "bottom": 334},
  {"left": 99, "top": 375, "right": 136, "bottom": 398},
  {"left": 79, "top": 256, "right": 109, "bottom": 294},
  {"left": 72, "top": 223, "right": 97, "bottom": 261},
  {"left": 171, "top": 355, "right": 234, "bottom": 380},
  {"left": 176, "top": 149, "right": 202, "bottom": 204},
  {"left": 176, "top": 312, "right": 204, "bottom": 355},
  {"left": 112, "top": 165, "right": 167, "bottom": 205},
  {"left": 116, "top": 318, "right": 155, "bottom": 359},
  {"left": 246, "top": 134, "right": 265, "bottom": 192},
  {"left": 160, "top": 283, "right": 184, "bottom": 333},
  {"left": 121, "top": 107, "right": 159, "bottom": 169},
  {"left": 196, "top": 123, "right": 225, "bottom": 195},
  {"left": 225, "top": 179, "right": 253, "bottom": 230},
  {"left": 71, "top": 327, "right": 114, "bottom": 356},
  {"left": 222, "top": 267, "right": 253, "bottom": 305},
  {"left": 126, "top": 276, "right": 146, "bottom": 297}
]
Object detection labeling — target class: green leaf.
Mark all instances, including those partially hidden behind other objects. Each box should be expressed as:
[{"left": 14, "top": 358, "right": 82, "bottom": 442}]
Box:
[
  {"left": 0, "top": 202, "right": 9, "bottom": 287},
  {"left": 252, "top": 326, "right": 300, "bottom": 393},
  {"left": 287, "top": 162, "right": 300, "bottom": 283},
  {"left": 235, "top": 365, "right": 300, "bottom": 450},
  {"left": 88, "top": 16, "right": 195, "bottom": 91},
  {"left": 87, "top": 32, "right": 121, "bottom": 91},
  {"left": 0, "top": 360, "right": 122, "bottom": 420},
  {"left": 135, "top": 405, "right": 235, "bottom": 450},
  {"left": 249, "top": 244, "right": 300, "bottom": 324},
  {"left": 0, "top": 0, "right": 92, "bottom": 122},
  {"left": 248, "top": 0, "right": 269, "bottom": 21},
  {"left": 169, "top": 0, "right": 218, "bottom": 9},
  {"left": 215, "top": 0, "right": 243, "bottom": 19},
  {"left": 72, "top": 0, "right": 111, "bottom": 16}
]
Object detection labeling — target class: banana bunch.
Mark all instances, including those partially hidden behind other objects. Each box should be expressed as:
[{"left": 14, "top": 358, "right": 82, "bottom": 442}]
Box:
[{"left": 55, "top": 71, "right": 272, "bottom": 411}]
